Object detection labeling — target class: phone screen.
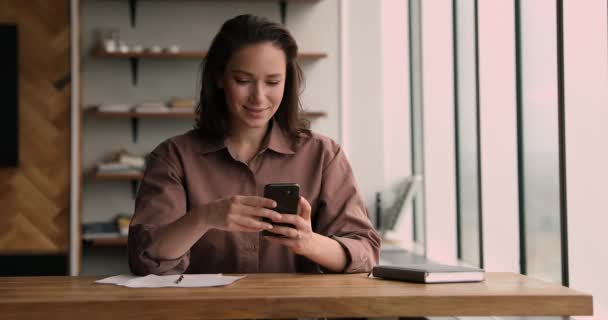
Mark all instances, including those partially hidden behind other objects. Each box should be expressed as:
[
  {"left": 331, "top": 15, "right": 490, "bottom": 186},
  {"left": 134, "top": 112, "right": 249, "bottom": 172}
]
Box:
[{"left": 262, "top": 183, "right": 299, "bottom": 236}]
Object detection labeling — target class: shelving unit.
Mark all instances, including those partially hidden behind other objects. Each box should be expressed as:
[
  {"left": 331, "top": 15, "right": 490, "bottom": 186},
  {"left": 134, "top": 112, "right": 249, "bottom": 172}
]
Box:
[
  {"left": 124, "top": 0, "right": 321, "bottom": 27},
  {"left": 79, "top": 0, "right": 329, "bottom": 275},
  {"left": 87, "top": 107, "right": 327, "bottom": 119},
  {"left": 92, "top": 48, "right": 328, "bottom": 85},
  {"left": 86, "top": 107, "right": 327, "bottom": 142},
  {"left": 92, "top": 48, "right": 328, "bottom": 59}
]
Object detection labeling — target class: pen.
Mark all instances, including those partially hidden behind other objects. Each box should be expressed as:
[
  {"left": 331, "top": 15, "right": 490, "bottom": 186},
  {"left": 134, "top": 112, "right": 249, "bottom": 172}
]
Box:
[{"left": 174, "top": 274, "right": 184, "bottom": 284}]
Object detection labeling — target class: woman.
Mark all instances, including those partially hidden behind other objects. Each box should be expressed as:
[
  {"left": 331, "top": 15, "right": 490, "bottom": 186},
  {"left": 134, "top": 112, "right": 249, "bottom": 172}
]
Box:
[{"left": 128, "top": 14, "right": 380, "bottom": 275}]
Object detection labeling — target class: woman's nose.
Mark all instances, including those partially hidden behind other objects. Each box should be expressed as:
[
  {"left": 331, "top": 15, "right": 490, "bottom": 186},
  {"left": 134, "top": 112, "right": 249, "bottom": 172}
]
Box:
[{"left": 249, "top": 83, "right": 265, "bottom": 104}]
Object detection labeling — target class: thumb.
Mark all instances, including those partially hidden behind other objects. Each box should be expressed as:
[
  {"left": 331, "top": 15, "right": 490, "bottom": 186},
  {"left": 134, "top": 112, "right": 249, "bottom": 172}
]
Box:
[{"left": 297, "top": 196, "right": 312, "bottom": 220}]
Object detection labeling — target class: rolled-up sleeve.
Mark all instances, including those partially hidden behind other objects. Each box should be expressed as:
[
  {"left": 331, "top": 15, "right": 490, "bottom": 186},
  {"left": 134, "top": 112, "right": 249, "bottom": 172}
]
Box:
[
  {"left": 314, "top": 146, "right": 381, "bottom": 273},
  {"left": 128, "top": 140, "right": 190, "bottom": 276}
]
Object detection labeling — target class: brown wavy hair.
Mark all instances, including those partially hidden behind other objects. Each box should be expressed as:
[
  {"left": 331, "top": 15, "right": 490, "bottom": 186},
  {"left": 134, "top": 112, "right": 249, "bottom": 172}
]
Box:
[{"left": 195, "top": 14, "right": 310, "bottom": 143}]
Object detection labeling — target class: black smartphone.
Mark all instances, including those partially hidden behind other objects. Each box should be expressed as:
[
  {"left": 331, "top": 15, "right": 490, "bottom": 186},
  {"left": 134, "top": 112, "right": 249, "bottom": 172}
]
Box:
[{"left": 262, "top": 183, "right": 300, "bottom": 237}]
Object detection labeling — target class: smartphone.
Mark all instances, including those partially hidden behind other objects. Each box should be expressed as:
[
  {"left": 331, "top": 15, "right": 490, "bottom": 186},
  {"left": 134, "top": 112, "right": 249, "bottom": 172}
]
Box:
[{"left": 262, "top": 183, "right": 300, "bottom": 237}]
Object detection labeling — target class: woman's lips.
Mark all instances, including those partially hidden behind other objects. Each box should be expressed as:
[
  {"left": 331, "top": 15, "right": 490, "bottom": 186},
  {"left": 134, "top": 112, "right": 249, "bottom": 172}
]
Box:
[{"left": 243, "top": 106, "right": 269, "bottom": 117}]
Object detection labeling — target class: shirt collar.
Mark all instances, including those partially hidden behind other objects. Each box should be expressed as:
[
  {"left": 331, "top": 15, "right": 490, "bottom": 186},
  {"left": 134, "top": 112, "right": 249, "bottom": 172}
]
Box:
[
  {"left": 266, "top": 119, "right": 295, "bottom": 155},
  {"left": 197, "top": 119, "right": 295, "bottom": 155}
]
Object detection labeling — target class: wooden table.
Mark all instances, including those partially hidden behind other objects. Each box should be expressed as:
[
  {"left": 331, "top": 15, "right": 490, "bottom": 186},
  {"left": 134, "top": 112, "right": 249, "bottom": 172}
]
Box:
[{"left": 0, "top": 273, "right": 592, "bottom": 319}]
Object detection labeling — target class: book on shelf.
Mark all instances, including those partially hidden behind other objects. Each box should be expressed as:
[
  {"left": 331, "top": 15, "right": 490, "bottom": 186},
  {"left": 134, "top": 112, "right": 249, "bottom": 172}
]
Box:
[
  {"left": 169, "top": 97, "right": 195, "bottom": 110},
  {"left": 96, "top": 163, "right": 142, "bottom": 175},
  {"left": 82, "top": 214, "right": 132, "bottom": 240},
  {"left": 97, "top": 103, "right": 132, "bottom": 113},
  {"left": 133, "top": 101, "right": 170, "bottom": 113},
  {"left": 96, "top": 150, "right": 147, "bottom": 174},
  {"left": 371, "top": 263, "right": 485, "bottom": 283},
  {"left": 82, "top": 221, "right": 120, "bottom": 240},
  {"left": 117, "top": 153, "right": 146, "bottom": 169}
]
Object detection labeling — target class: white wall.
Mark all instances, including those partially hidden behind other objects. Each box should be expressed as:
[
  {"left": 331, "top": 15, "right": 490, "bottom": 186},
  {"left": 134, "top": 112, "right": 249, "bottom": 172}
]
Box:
[
  {"left": 380, "top": 0, "right": 412, "bottom": 243},
  {"left": 342, "top": 0, "right": 384, "bottom": 219},
  {"left": 344, "top": 0, "right": 412, "bottom": 231},
  {"left": 563, "top": 1, "right": 608, "bottom": 318},
  {"left": 420, "top": 0, "right": 458, "bottom": 263},
  {"left": 477, "top": 0, "right": 520, "bottom": 272}
]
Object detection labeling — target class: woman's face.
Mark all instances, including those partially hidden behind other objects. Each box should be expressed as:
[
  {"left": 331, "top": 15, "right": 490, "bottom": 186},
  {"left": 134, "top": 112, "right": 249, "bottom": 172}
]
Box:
[{"left": 221, "top": 42, "right": 287, "bottom": 131}]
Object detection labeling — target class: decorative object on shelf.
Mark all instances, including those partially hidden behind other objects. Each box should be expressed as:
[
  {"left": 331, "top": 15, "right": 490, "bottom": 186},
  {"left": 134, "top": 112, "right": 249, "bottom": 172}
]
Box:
[
  {"left": 131, "top": 44, "right": 144, "bottom": 53},
  {"left": 147, "top": 45, "right": 163, "bottom": 54},
  {"left": 169, "top": 97, "right": 195, "bottom": 110},
  {"left": 118, "top": 41, "right": 130, "bottom": 53},
  {"left": 164, "top": 45, "right": 181, "bottom": 54},
  {"left": 97, "top": 103, "right": 131, "bottom": 113},
  {"left": 82, "top": 213, "right": 132, "bottom": 246},
  {"left": 95, "top": 28, "right": 120, "bottom": 53},
  {"left": 115, "top": 214, "right": 132, "bottom": 236},
  {"left": 133, "top": 101, "right": 169, "bottom": 113}
]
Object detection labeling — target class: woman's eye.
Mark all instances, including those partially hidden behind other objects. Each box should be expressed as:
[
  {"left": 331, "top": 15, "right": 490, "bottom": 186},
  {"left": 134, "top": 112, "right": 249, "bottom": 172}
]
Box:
[
  {"left": 267, "top": 81, "right": 280, "bottom": 86},
  {"left": 235, "top": 79, "right": 250, "bottom": 84}
]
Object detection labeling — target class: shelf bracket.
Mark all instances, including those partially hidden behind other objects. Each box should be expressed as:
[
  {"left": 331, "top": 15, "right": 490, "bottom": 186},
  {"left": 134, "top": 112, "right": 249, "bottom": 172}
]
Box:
[
  {"left": 130, "top": 117, "right": 139, "bottom": 143},
  {"left": 279, "top": 0, "right": 287, "bottom": 24},
  {"left": 130, "top": 179, "right": 139, "bottom": 199},
  {"left": 129, "top": 0, "right": 137, "bottom": 27},
  {"left": 129, "top": 57, "right": 139, "bottom": 86}
]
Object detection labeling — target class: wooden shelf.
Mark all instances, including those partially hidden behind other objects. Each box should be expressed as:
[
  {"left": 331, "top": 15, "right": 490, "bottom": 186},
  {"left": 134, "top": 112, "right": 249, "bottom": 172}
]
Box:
[
  {"left": 92, "top": 47, "right": 326, "bottom": 86},
  {"left": 94, "top": 171, "right": 144, "bottom": 181},
  {"left": 87, "top": 107, "right": 327, "bottom": 120},
  {"left": 88, "top": 108, "right": 194, "bottom": 119},
  {"left": 301, "top": 111, "right": 327, "bottom": 119},
  {"left": 84, "top": 236, "right": 127, "bottom": 247},
  {"left": 93, "top": 48, "right": 328, "bottom": 60},
  {"left": 87, "top": 107, "right": 326, "bottom": 142}
]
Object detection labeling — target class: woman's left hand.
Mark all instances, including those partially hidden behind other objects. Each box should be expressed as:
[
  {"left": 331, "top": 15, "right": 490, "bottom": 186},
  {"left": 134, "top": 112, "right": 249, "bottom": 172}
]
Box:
[{"left": 264, "top": 196, "right": 317, "bottom": 256}]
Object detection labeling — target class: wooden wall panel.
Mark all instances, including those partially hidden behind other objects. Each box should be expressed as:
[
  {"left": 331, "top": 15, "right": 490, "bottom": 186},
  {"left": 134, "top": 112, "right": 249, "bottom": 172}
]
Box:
[{"left": 0, "top": 0, "right": 70, "bottom": 254}]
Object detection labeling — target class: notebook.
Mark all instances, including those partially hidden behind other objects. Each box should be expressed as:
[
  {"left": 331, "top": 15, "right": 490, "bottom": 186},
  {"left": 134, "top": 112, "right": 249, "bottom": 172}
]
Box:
[{"left": 372, "top": 263, "right": 485, "bottom": 283}]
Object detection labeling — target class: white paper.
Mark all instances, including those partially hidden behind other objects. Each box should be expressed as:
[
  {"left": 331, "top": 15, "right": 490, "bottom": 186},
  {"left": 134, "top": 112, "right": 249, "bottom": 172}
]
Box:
[{"left": 95, "top": 274, "right": 245, "bottom": 288}]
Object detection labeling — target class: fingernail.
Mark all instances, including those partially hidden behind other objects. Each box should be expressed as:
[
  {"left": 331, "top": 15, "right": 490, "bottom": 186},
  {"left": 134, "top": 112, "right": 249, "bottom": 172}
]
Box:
[
  {"left": 275, "top": 215, "right": 282, "bottom": 221},
  {"left": 266, "top": 224, "right": 273, "bottom": 229}
]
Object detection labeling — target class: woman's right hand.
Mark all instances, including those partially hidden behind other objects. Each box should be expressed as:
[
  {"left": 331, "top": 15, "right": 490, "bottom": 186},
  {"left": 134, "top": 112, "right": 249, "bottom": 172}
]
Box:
[{"left": 198, "top": 196, "right": 281, "bottom": 232}]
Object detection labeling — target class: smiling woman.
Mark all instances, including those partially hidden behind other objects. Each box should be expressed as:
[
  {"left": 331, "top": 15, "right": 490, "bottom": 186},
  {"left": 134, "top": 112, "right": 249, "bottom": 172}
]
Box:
[
  {"left": 127, "top": 14, "right": 380, "bottom": 276},
  {"left": 220, "top": 43, "right": 287, "bottom": 148}
]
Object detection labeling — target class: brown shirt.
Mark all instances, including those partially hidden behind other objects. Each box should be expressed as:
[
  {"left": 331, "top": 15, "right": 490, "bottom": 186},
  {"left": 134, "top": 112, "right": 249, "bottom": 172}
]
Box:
[{"left": 128, "top": 122, "right": 380, "bottom": 275}]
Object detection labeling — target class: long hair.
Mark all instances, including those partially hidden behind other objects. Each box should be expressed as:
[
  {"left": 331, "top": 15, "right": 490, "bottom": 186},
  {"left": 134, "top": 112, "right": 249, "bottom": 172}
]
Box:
[{"left": 195, "top": 14, "right": 310, "bottom": 143}]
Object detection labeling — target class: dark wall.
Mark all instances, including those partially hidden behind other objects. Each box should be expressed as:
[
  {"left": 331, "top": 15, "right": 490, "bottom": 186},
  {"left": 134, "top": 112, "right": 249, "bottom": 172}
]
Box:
[
  {"left": 0, "top": 24, "right": 19, "bottom": 167},
  {"left": 0, "top": 255, "right": 68, "bottom": 276}
]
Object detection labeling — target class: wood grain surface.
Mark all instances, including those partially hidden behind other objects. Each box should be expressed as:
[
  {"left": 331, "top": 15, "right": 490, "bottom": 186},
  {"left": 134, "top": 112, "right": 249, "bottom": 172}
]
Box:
[
  {"left": 0, "top": 273, "right": 592, "bottom": 319},
  {"left": 0, "top": 0, "right": 71, "bottom": 254}
]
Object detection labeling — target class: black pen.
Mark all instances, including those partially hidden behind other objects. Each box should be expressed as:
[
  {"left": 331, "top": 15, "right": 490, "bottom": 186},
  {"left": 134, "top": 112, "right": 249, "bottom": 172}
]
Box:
[{"left": 174, "top": 274, "right": 184, "bottom": 284}]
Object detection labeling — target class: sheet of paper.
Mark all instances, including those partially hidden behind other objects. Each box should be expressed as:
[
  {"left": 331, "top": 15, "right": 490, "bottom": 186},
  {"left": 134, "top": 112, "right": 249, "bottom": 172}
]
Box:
[{"left": 95, "top": 274, "right": 246, "bottom": 288}]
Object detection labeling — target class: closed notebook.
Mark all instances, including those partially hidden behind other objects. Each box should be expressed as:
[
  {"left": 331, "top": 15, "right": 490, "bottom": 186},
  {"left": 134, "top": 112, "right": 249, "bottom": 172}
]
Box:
[{"left": 372, "top": 263, "right": 485, "bottom": 283}]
